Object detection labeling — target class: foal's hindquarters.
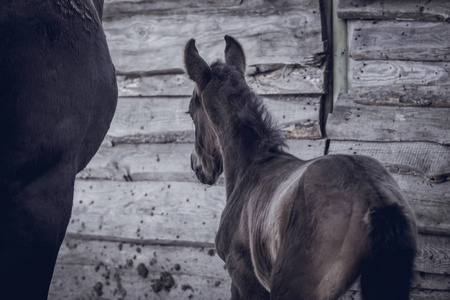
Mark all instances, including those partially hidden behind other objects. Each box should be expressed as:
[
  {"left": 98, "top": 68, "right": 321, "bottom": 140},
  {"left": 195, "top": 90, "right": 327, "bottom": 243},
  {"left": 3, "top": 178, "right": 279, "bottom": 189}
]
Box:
[{"left": 223, "top": 154, "right": 417, "bottom": 300}]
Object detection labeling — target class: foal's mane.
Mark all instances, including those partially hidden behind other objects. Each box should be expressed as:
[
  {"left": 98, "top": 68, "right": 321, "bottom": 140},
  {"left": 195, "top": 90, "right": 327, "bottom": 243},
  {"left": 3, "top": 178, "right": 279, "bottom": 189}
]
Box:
[{"left": 210, "top": 60, "right": 287, "bottom": 153}]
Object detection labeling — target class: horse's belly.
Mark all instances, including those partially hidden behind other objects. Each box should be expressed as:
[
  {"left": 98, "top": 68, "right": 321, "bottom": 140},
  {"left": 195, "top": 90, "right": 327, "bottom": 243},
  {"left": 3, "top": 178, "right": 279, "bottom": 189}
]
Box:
[{"left": 0, "top": 2, "right": 118, "bottom": 184}]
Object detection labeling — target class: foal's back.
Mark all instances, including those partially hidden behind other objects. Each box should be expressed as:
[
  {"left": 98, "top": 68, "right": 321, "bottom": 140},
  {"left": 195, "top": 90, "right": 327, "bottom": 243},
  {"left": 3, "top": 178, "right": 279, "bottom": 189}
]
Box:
[{"left": 246, "top": 153, "right": 416, "bottom": 300}]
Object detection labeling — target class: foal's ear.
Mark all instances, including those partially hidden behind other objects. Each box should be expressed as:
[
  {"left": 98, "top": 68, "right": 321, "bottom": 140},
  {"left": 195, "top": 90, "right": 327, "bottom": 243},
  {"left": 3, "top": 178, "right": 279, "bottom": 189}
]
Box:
[
  {"left": 224, "top": 35, "right": 246, "bottom": 74},
  {"left": 184, "top": 39, "right": 211, "bottom": 90}
]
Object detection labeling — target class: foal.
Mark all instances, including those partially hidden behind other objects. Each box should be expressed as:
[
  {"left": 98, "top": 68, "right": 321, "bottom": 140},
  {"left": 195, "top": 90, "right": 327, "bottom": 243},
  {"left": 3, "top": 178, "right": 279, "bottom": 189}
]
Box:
[{"left": 184, "top": 36, "right": 417, "bottom": 300}]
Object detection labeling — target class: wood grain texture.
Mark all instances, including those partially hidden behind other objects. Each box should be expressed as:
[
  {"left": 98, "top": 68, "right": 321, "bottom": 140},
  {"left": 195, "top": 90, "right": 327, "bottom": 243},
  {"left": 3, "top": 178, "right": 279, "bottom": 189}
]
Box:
[
  {"left": 103, "top": 0, "right": 324, "bottom": 73},
  {"left": 106, "top": 96, "right": 322, "bottom": 144},
  {"left": 76, "top": 139, "right": 327, "bottom": 181},
  {"left": 326, "top": 94, "right": 450, "bottom": 144},
  {"left": 338, "top": 0, "right": 450, "bottom": 22},
  {"left": 104, "top": 0, "right": 318, "bottom": 19},
  {"left": 416, "top": 234, "right": 450, "bottom": 275},
  {"left": 117, "top": 65, "right": 325, "bottom": 97},
  {"left": 104, "top": 0, "right": 243, "bottom": 20},
  {"left": 67, "top": 180, "right": 225, "bottom": 244},
  {"left": 348, "top": 20, "right": 450, "bottom": 62},
  {"left": 49, "top": 237, "right": 230, "bottom": 300},
  {"left": 328, "top": 141, "right": 450, "bottom": 182},
  {"left": 348, "top": 59, "right": 450, "bottom": 107},
  {"left": 392, "top": 174, "right": 450, "bottom": 236},
  {"left": 48, "top": 234, "right": 450, "bottom": 299},
  {"left": 68, "top": 174, "right": 450, "bottom": 245}
]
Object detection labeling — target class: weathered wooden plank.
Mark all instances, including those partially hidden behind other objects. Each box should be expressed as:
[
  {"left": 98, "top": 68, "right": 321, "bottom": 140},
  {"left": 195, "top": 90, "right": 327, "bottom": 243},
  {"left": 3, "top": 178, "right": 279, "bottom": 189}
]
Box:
[
  {"left": 77, "top": 139, "right": 327, "bottom": 181},
  {"left": 117, "top": 65, "right": 325, "bottom": 97},
  {"left": 76, "top": 143, "right": 195, "bottom": 182},
  {"left": 326, "top": 94, "right": 450, "bottom": 144},
  {"left": 338, "top": 0, "right": 450, "bottom": 22},
  {"left": 246, "top": 64, "right": 325, "bottom": 95},
  {"left": 50, "top": 238, "right": 230, "bottom": 300},
  {"left": 286, "top": 139, "right": 327, "bottom": 160},
  {"left": 69, "top": 174, "right": 450, "bottom": 245},
  {"left": 103, "top": 1, "right": 324, "bottom": 73},
  {"left": 410, "top": 290, "right": 450, "bottom": 300},
  {"left": 328, "top": 141, "right": 450, "bottom": 182},
  {"left": 348, "top": 20, "right": 450, "bottom": 62},
  {"left": 349, "top": 59, "right": 450, "bottom": 88},
  {"left": 68, "top": 181, "right": 226, "bottom": 244},
  {"left": 106, "top": 96, "right": 322, "bottom": 144},
  {"left": 412, "top": 272, "right": 450, "bottom": 293},
  {"left": 392, "top": 174, "right": 450, "bottom": 236},
  {"left": 48, "top": 235, "right": 450, "bottom": 299},
  {"left": 416, "top": 234, "right": 450, "bottom": 275},
  {"left": 348, "top": 59, "right": 450, "bottom": 107},
  {"left": 103, "top": 0, "right": 319, "bottom": 20},
  {"left": 104, "top": 0, "right": 243, "bottom": 20}
]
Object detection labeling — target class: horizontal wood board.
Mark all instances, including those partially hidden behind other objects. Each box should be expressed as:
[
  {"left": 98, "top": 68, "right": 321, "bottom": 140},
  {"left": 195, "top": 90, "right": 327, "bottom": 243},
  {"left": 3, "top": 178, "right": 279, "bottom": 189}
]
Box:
[
  {"left": 50, "top": 239, "right": 229, "bottom": 300},
  {"left": 116, "top": 64, "right": 325, "bottom": 97},
  {"left": 103, "top": 0, "right": 324, "bottom": 74},
  {"left": 328, "top": 141, "right": 450, "bottom": 181},
  {"left": 326, "top": 94, "right": 450, "bottom": 144},
  {"left": 76, "top": 140, "right": 327, "bottom": 182},
  {"left": 67, "top": 174, "right": 450, "bottom": 243},
  {"left": 338, "top": 0, "right": 450, "bottom": 22},
  {"left": 49, "top": 234, "right": 450, "bottom": 299},
  {"left": 106, "top": 96, "right": 323, "bottom": 144},
  {"left": 348, "top": 20, "right": 450, "bottom": 62},
  {"left": 348, "top": 59, "right": 450, "bottom": 107}
]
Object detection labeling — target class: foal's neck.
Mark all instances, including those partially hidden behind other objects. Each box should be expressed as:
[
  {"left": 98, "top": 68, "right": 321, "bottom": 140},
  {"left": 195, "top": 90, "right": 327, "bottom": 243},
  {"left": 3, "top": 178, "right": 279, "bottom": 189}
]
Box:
[{"left": 215, "top": 98, "right": 286, "bottom": 197}]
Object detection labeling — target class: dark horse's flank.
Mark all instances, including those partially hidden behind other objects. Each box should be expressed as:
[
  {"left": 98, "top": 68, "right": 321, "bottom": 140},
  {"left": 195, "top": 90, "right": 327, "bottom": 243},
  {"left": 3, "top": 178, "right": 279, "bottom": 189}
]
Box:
[
  {"left": 184, "top": 36, "right": 417, "bottom": 300},
  {"left": 0, "top": 1, "right": 117, "bottom": 299}
]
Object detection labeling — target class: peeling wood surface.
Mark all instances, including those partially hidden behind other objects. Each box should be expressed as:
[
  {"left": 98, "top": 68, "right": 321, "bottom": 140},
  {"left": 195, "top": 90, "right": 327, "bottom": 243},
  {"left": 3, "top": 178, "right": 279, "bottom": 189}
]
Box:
[
  {"left": 348, "top": 59, "right": 450, "bottom": 107},
  {"left": 328, "top": 141, "right": 450, "bottom": 182},
  {"left": 348, "top": 20, "right": 450, "bottom": 62},
  {"left": 106, "top": 96, "right": 323, "bottom": 144},
  {"left": 326, "top": 95, "right": 450, "bottom": 145},
  {"left": 338, "top": 0, "right": 450, "bottom": 22},
  {"left": 103, "top": 0, "right": 324, "bottom": 73}
]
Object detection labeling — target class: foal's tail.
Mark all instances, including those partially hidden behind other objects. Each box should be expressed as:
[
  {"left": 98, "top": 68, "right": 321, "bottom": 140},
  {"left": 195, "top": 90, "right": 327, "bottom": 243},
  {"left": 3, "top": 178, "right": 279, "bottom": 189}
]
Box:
[{"left": 361, "top": 205, "right": 417, "bottom": 300}]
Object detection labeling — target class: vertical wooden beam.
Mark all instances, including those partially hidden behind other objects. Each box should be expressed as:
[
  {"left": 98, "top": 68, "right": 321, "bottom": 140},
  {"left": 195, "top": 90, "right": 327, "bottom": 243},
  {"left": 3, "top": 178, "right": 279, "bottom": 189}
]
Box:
[
  {"left": 319, "top": 0, "right": 333, "bottom": 137},
  {"left": 332, "top": 0, "right": 348, "bottom": 104}
]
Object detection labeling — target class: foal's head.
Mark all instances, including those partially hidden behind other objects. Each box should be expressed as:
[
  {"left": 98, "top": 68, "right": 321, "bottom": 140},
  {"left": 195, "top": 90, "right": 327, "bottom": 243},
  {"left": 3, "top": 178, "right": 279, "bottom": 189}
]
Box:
[
  {"left": 184, "top": 35, "right": 284, "bottom": 185},
  {"left": 184, "top": 35, "right": 249, "bottom": 185}
]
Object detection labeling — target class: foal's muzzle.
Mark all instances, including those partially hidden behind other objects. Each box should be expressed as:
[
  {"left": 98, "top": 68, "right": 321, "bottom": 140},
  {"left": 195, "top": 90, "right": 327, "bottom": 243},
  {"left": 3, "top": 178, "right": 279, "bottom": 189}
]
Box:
[{"left": 190, "top": 150, "right": 219, "bottom": 186}]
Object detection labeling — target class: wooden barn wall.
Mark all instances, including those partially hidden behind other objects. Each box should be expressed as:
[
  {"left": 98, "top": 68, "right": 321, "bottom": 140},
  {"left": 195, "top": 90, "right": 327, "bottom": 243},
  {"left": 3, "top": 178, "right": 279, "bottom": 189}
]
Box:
[
  {"left": 326, "top": 1, "right": 450, "bottom": 299},
  {"left": 49, "top": 0, "right": 331, "bottom": 299},
  {"left": 48, "top": 1, "right": 450, "bottom": 299}
]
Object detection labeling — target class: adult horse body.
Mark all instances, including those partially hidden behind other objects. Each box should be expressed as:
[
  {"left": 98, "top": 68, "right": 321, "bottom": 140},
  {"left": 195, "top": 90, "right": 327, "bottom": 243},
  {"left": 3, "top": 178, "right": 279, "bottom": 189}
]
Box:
[
  {"left": 0, "top": 1, "right": 117, "bottom": 299},
  {"left": 184, "top": 36, "right": 417, "bottom": 299}
]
